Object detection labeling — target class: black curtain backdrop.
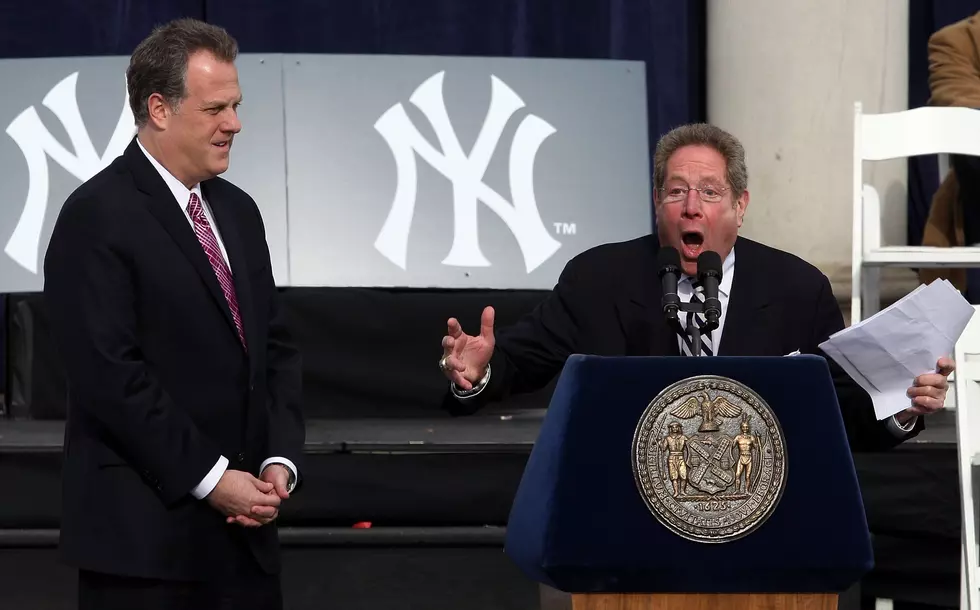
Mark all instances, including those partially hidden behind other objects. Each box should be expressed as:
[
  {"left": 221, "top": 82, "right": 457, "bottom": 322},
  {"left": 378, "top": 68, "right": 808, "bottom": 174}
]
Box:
[
  {"left": 907, "top": 1, "right": 978, "bottom": 247},
  {"left": 0, "top": 0, "right": 706, "bottom": 401}
]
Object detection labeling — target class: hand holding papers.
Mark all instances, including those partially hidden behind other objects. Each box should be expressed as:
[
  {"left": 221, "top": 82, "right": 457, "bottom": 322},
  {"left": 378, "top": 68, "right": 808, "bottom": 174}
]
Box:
[{"left": 819, "top": 279, "right": 974, "bottom": 420}]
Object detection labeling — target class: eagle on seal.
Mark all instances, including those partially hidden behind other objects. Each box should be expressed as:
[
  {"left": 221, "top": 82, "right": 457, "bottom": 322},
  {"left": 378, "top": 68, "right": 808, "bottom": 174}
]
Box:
[{"left": 671, "top": 392, "right": 742, "bottom": 432}]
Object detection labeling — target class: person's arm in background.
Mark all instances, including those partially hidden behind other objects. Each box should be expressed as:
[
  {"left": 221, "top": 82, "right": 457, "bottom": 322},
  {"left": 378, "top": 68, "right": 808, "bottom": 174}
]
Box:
[
  {"left": 928, "top": 14, "right": 980, "bottom": 248},
  {"left": 928, "top": 13, "right": 980, "bottom": 107}
]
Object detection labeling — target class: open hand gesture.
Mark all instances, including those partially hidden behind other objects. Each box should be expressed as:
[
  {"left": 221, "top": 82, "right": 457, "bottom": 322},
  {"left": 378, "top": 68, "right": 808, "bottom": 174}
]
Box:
[{"left": 439, "top": 306, "right": 495, "bottom": 390}]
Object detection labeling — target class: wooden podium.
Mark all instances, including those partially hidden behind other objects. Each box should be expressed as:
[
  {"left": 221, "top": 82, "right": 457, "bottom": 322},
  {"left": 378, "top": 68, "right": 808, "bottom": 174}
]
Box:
[
  {"left": 542, "top": 591, "right": 838, "bottom": 610},
  {"left": 505, "top": 355, "right": 874, "bottom": 610}
]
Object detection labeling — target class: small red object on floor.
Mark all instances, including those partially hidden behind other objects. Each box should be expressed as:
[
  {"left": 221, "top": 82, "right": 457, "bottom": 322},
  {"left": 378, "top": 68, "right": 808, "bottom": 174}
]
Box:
[{"left": 352, "top": 521, "right": 372, "bottom": 529}]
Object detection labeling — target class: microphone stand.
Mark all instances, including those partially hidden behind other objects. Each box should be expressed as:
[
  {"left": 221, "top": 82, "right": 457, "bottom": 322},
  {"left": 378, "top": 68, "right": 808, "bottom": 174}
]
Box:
[
  {"left": 676, "top": 301, "right": 718, "bottom": 357},
  {"left": 660, "top": 261, "right": 720, "bottom": 357}
]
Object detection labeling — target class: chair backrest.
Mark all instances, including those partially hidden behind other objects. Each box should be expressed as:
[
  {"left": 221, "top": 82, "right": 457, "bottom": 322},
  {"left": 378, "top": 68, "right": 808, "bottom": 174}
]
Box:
[
  {"left": 852, "top": 103, "right": 980, "bottom": 252},
  {"left": 955, "top": 304, "right": 980, "bottom": 610},
  {"left": 856, "top": 103, "right": 980, "bottom": 162},
  {"left": 851, "top": 103, "right": 980, "bottom": 323}
]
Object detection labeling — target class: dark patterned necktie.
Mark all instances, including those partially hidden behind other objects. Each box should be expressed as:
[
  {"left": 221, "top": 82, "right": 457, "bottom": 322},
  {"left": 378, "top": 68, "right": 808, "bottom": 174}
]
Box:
[
  {"left": 187, "top": 193, "right": 247, "bottom": 351},
  {"left": 680, "top": 279, "right": 713, "bottom": 356}
]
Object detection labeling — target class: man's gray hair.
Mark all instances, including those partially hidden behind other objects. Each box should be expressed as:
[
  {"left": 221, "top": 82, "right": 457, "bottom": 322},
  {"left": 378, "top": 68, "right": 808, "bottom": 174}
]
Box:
[
  {"left": 653, "top": 123, "right": 748, "bottom": 197},
  {"left": 127, "top": 18, "right": 239, "bottom": 128}
]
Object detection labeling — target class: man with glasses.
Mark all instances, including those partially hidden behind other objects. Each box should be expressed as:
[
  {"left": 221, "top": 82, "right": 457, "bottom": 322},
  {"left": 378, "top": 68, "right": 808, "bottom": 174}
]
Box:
[{"left": 436, "top": 123, "right": 952, "bottom": 451}]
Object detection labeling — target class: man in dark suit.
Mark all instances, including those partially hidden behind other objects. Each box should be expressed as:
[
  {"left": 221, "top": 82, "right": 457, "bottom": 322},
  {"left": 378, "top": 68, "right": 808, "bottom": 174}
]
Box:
[
  {"left": 42, "top": 18, "right": 304, "bottom": 610},
  {"left": 438, "top": 123, "right": 952, "bottom": 451}
]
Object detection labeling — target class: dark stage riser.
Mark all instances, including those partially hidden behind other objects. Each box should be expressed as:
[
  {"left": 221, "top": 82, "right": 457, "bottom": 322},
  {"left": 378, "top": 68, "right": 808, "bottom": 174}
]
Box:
[
  {"left": 0, "top": 415, "right": 544, "bottom": 610},
  {"left": 0, "top": 415, "right": 542, "bottom": 528},
  {"left": 2, "top": 289, "right": 558, "bottom": 420},
  {"left": 0, "top": 531, "right": 538, "bottom": 610},
  {"left": 0, "top": 411, "right": 963, "bottom": 609}
]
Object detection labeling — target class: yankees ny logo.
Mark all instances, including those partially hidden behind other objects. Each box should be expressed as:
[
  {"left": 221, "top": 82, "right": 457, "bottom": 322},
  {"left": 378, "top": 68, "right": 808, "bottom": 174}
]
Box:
[
  {"left": 5, "top": 71, "right": 135, "bottom": 273},
  {"left": 373, "top": 70, "right": 561, "bottom": 273}
]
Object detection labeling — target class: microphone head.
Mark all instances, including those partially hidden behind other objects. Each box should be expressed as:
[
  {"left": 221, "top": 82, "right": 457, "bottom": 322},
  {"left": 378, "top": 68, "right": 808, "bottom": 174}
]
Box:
[
  {"left": 698, "top": 251, "right": 723, "bottom": 328},
  {"left": 657, "top": 246, "right": 681, "bottom": 278},
  {"left": 697, "top": 251, "right": 723, "bottom": 280}
]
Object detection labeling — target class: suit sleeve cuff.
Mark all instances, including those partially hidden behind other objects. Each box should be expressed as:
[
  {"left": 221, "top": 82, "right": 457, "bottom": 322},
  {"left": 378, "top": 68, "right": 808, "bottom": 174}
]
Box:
[
  {"left": 887, "top": 414, "right": 918, "bottom": 436},
  {"left": 191, "top": 455, "right": 228, "bottom": 499},
  {"left": 450, "top": 364, "right": 491, "bottom": 401},
  {"left": 261, "top": 457, "right": 299, "bottom": 493}
]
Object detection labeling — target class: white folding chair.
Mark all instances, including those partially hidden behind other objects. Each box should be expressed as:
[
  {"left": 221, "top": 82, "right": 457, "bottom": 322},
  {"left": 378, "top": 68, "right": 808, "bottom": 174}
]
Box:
[
  {"left": 956, "top": 305, "right": 980, "bottom": 610},
  {"left": 851, "top": 102, "right": 980, "bottom": 323}
]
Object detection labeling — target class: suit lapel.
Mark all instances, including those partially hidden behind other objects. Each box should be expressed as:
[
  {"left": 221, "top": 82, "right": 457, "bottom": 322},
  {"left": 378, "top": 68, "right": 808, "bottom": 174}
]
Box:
[
  {"left": 615, "top": 237, "right": 680, "bottom": 357},
  {"left": 203, "top": 181, "right": 256, "bottom": 371},
  {"left": 717, "top": 238, "right": 771, "bottom": 355},
  {"left": 124, "top": 139, "right": 246, "bottom": 353},
  {"left": 614, "top": 236, "right": 772, "bottom": 357}
]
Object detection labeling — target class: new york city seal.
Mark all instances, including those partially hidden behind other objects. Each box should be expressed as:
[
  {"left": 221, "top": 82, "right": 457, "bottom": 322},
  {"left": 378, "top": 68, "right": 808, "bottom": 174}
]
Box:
[{"left": 632, "top": 375, "right": 787, "bottom": 543}]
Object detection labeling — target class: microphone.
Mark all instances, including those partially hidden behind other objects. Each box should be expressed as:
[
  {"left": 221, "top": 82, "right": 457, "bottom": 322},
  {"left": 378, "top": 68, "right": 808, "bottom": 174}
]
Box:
[
  {"left": 697, "top": 251, "right": 723, "bottom": 331},
  {"left": 657, "top": 247, "right": 682, "bottom": 322}
]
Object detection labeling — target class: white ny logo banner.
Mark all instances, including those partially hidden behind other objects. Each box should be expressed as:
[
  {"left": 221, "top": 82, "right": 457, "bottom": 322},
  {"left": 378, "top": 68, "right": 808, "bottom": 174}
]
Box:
[
  {"left": 5, "top": 71, "right": 135, "bottom": 273},
  {"left": 373, "top": 71, "right": 561, "bottom": 273}
]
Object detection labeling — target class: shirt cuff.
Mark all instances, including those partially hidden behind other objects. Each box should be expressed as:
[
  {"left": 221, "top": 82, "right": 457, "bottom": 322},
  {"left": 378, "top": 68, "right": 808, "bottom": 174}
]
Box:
[
  {"left": 887, "top": 414, "right": 918, "bottom": 436},
  {"left": 191, "top": 455, "right": 228, "bottom": 499},
  {"left": 261, "top": 457, "right": 299, "bottom": 493},
  {"left": 450, "top": 364, "right": 491, "bottom": 400}
]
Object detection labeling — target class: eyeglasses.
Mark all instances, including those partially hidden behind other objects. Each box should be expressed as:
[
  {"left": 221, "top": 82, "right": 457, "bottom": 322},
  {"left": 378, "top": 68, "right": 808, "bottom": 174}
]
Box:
[{"left": 657, "top": 185, "right": 729, "bottom": 204}]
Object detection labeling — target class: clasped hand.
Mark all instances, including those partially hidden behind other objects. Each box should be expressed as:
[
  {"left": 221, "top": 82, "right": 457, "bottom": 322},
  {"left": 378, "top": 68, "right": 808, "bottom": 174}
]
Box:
[{"left": 206, "top": 465, "right": 292, "bottom": 527}]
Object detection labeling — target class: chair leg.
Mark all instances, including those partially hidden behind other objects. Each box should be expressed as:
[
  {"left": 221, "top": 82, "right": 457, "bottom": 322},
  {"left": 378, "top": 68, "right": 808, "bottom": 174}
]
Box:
[
  {"left": 962, "top": 544, "right": 969, "bottom": 610},
  {"left": 861, "top": 267, "right": 881, "bottom": 319}
]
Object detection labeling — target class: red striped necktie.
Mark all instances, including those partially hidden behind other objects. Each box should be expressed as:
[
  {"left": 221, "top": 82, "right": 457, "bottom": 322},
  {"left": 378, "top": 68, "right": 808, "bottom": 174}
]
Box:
[{"left": 187, "top": 192, "right": 247, "bottom": 350}]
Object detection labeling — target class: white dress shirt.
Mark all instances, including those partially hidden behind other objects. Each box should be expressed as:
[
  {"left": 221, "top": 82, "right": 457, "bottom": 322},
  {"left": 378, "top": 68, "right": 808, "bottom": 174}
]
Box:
[
  {"left": 676, "top": 247, "right": 736, "bottom": 354},
  {"left": 137, "top": 138, "right": 299, "bottom": 498},
  {"left": 451, "top": 244, "right": 916, "bottom": 436}
]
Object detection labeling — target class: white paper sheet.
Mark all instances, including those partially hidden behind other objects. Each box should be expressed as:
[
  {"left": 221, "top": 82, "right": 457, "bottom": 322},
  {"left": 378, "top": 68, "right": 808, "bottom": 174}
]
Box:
[{"left": 819, "top": 279, "right": 975, "bottom": 420}]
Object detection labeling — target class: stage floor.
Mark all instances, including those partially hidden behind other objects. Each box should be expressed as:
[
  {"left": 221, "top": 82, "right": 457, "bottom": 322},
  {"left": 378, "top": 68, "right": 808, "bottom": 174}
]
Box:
[
  {"left": 0, "top": 409, "right": 548, "bottom": 454},
  {"left": 0, "top": 406, "right": 956, "bottom": 452}
]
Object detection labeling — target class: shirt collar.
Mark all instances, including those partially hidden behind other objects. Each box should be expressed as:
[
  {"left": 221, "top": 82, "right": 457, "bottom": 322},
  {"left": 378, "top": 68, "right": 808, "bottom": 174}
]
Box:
[{"left": 136, "top": 136, "right": 203, "bottom": 209}]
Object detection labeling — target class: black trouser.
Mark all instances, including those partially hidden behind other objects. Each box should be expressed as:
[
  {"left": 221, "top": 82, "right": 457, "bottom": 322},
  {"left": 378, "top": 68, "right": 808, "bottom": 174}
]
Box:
[
  {"left": 953, "top": 154, "right": 980, "bottom": 303},
  {"left": 78, "top": 531, "right": 282, "bottom": 610}
]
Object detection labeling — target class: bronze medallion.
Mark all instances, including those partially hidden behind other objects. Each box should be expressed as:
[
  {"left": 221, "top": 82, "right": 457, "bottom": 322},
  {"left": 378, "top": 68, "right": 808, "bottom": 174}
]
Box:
[{"left": 632, "top": 375, "right": 787, "bottom": 543}]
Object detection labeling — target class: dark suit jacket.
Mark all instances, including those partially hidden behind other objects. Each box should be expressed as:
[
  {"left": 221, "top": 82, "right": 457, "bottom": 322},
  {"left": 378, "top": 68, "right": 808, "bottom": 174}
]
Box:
[
  {"left": 446, "top": 234, "right": 922, "bottom": 452},
  {"left": 42, "top": 138, "right": 305, "bottom": 581}
]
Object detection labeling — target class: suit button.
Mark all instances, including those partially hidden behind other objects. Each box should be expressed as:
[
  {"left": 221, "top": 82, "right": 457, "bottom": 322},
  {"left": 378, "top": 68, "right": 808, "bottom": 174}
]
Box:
[{"left": 236, "top": 453, "right": 245, "bottom": 463}]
